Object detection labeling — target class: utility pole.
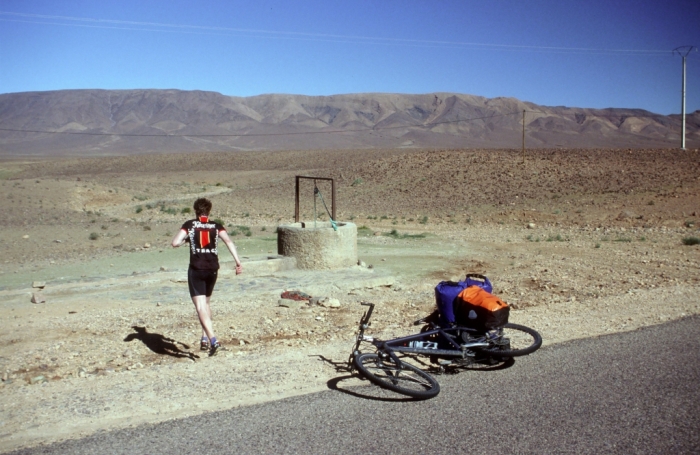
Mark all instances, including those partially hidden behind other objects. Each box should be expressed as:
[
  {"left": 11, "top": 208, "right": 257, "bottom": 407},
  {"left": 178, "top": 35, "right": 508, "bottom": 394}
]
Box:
[
  {"left": 522, "top": 110, "right": 526, "bottom": 163},
  {"left": 673, "top": 46, "right": 697, "bottom": 150}
]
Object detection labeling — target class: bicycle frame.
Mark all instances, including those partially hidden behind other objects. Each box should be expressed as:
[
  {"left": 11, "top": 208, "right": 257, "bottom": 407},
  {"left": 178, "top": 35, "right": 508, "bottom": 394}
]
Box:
[{"left": 350, "top": 301, "right": 491, "bottom": 365}]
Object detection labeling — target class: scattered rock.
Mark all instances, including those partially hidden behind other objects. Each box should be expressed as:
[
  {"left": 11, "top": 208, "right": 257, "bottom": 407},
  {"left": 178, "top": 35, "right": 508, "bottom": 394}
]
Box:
[
  {"left": 160, "top": 266, "right": 167, "bottom": 271},
  {"left": 22, "top": 235, "right": 29, "bottom": 239},
  {"left": 31, "top": 293, "right": 46, "bottom": 304},
  {"left": 318, "top": 297, "right": 341, "bottom": 308},
  {"left": 617, "top": 210, "right": 637, "bottom": 220},
  {"left": 144, "top": 243, "right": 151, "bottom": 249},
  {"left": 32, "top": 281, "right": 46, "bottom": 289},
  {"left": 280, "top": 290, "right": 311, "bottom": 301},
  {"left": 30, "top": 375, "right": 47, "bottom": 385},
  {"left": 527, "top": 223, "right": 536, "bottom": 229}
]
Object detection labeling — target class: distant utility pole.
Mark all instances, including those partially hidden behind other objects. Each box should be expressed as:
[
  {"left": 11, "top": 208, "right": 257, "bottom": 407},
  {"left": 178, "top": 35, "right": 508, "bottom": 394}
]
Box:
[
  {"left": 673, "top": 46, "right": 697, "bottom": 150},
  {"left": 522, "top": 110, "right": 526, "bottom": 163}
]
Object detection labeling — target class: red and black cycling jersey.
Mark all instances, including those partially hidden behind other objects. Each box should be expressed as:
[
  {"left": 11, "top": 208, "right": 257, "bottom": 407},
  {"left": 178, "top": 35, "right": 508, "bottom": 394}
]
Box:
[{"left": 180, "top": 216, "right": 226, "bottom": 270}]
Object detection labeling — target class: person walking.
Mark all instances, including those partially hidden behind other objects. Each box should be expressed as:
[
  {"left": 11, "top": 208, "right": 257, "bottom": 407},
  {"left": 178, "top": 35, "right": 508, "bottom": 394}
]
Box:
[{"left": 171, "top": 198, "right": 242, "bottom": 356}]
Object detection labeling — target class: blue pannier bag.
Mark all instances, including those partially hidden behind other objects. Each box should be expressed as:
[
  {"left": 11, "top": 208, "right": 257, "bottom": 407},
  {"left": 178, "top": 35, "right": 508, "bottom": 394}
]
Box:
[{"left": 434, "top": 274, "right": 493, "bottom": 326}]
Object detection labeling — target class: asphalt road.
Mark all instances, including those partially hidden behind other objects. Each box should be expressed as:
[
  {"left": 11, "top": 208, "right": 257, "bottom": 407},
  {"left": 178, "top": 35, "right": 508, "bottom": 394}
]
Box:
[{"left": 9, "top": 315, "right": 700, "bottom": 455}]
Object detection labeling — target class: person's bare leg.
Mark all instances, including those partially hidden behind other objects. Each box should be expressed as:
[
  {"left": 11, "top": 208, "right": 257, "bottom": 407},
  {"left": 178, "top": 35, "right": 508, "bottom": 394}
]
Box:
[
  {"left": 199, "top": 296, "right": 213, "bottom": 340},
  {"left": 192, "top": 295, "right": 215, "bottom": 341}
]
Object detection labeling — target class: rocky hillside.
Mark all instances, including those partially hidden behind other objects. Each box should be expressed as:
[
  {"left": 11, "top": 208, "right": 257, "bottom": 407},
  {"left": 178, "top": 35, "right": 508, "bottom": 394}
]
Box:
[{"left": 0, "top": 89, "right": 698, "bottom": 156}]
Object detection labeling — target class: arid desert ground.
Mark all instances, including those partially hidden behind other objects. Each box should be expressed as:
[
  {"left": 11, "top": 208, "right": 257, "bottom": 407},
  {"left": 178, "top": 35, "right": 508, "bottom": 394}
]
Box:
[{"left": 1, "top": 147, "right": 699, "bottom": 452}]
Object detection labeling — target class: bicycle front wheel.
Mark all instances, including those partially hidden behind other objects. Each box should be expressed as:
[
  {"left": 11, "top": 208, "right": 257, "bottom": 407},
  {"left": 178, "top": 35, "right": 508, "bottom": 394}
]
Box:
[
  {"left": 475, "top": 323, "right": 542, "bottom": 357},
  {"left": 354, "top": 352, "right": 440, "bottom": 399}
]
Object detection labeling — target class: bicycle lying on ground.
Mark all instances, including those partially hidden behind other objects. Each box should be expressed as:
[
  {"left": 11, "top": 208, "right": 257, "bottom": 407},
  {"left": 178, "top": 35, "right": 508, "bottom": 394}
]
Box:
[{"left": 348, "top": 301, "right": 542, "bottom": 399}]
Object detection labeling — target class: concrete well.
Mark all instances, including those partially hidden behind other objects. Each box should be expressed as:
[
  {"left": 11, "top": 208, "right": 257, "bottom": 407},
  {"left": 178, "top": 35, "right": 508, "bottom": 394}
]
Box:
[{"left": 277, "top": 221, "right": 357, "bottom": 270}]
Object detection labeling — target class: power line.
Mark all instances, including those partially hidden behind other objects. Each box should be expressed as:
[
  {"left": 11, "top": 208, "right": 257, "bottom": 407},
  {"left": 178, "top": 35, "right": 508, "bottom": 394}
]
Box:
[{"left": 0, "top": 11, "right": 677, "bottom": 56}]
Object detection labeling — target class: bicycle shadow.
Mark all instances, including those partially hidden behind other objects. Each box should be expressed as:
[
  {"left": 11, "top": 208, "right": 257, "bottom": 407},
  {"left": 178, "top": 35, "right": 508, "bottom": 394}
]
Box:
[
  {"left": 314, "top": 354, "right": 433, "bottom": 402},
  {"left": 407, "top": 353, "right": 516, "bottom": 373},
  {"left": 314, "top": 354, "right": 350, "bottom": 372},
  {"left": 124, "top": 326, "right": 199, "bottom": 361},
  {"left": 315, "top": 353, "right": 515, "bottom": 401},
  {"left": 326, "top": 375, "right": 425, "bottom": 402}
]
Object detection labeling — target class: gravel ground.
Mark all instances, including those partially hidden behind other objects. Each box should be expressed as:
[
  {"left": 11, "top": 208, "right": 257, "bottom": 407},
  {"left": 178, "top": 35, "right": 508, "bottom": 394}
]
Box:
[{"left": 0, "top": 148, "right": 698, "bottom": 452}]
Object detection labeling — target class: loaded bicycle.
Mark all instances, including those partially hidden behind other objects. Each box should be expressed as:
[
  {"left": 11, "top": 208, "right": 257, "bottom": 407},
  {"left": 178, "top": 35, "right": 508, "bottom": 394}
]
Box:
[{"left": 348, "top": 301, "right": 542, "bottom": 399}]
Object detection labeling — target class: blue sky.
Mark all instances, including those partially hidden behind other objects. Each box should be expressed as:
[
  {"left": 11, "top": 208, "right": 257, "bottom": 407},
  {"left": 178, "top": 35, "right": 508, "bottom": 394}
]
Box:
[{"left": 1, "top": 0, "right": 699, "bottom": 115}]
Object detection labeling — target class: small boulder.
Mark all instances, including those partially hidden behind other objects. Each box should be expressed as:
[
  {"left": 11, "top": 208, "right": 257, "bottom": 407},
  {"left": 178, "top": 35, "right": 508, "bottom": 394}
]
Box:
[
  {"left": 30, "top": 375, "right": 47, "bottom": 385},
  {"left": 319, "top": 297, "right": 341, "bottom": 308}
]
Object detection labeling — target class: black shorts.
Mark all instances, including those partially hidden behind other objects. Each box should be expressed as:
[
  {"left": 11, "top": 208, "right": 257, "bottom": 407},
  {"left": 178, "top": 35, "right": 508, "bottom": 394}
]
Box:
[{"left": 187, "top": 267, "right": 218, "bottom": 297}]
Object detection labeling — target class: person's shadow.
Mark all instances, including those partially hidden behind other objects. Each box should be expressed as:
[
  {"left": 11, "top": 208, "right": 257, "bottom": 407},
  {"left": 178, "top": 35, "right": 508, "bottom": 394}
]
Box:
[{"left": 124, "top": 326, "right": 198, "bottom": 360}]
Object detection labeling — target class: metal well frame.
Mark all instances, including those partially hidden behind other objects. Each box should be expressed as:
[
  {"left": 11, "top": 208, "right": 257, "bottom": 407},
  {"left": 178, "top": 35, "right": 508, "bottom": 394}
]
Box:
[{"left": 294, "top": 176, "right": 336, "bottom": 223}]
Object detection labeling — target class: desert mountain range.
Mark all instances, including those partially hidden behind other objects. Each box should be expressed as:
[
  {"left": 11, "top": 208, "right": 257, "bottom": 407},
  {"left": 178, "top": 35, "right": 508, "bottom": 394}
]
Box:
[{"left": 0, "top": 89, "right": 698, "bottom": 156}]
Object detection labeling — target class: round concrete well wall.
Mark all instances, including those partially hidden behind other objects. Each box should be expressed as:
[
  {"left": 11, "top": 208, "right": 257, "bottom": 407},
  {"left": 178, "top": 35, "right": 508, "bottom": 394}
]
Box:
[{"left": 277, "top": 221, "right": 357, "bottom": 270}]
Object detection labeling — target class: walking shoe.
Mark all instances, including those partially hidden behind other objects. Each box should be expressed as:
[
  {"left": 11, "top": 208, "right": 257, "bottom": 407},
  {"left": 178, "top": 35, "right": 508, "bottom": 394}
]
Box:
[
  {"left": 200, "top": 338, "right": 210, "bottom": 351},
  {"left": 209, "top": 342, "right": 224, "bottom": 357}
]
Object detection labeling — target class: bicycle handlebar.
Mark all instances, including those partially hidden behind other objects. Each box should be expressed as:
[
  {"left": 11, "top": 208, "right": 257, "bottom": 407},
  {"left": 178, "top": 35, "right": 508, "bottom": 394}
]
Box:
[{"left": 360, "top": 301, "right": 374, "bottom": 325}]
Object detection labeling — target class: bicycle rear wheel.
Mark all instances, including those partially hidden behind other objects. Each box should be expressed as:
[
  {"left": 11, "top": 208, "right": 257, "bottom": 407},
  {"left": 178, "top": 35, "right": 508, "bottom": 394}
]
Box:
[
  {"left": 354, "top": 352, "right": 440, "bottom": 399},
  {"left": 474, "top": 323, "right": 542, "bottom": 357}
]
